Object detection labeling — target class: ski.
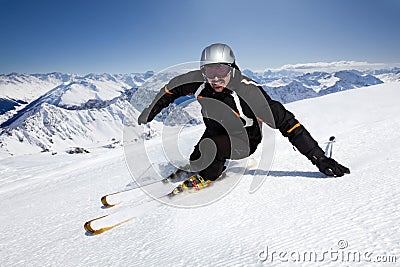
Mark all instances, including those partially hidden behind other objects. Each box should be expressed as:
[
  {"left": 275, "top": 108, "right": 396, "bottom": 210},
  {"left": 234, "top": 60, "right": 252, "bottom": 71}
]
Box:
[
  {"left": 84, "top": 215, "right": 134, "bottom": 235},
  {"left": 84, "top": 158, "right": 257, "bottom": 235},
  {"left": 84, "top": 176, "right": 212, "bottom": 235},
  {"left": 100, "top": 165, "right": 192, "bottom": 208},
  {"left": 101, "top": 158, "right": 257, "bottom": 207}
]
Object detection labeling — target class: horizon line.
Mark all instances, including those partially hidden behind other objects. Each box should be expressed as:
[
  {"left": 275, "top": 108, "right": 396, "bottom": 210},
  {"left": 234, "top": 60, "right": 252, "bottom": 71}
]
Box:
[{"left": 1, "top": 61, "right": 400, "bottom": 76}]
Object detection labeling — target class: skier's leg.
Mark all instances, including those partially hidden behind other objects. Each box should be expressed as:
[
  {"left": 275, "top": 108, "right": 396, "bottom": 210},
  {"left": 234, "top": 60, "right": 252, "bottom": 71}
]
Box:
[
  {"left": 189, "top": 135, "right": 251, "bottom": 181},
  {"left": 189, "top": 133, "right": 218, "bottom": 176},
  {"left": 189, "top": 131, "right": 210, "bottom": 164}
]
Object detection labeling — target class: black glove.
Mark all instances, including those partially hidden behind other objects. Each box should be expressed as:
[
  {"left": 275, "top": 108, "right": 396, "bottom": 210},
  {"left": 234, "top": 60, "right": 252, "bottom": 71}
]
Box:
[
  {"left": 138, "top": 108, "right": 151, "bottom": 125},
  {"left": 313, "top": 155, "right": 350, "bottom": 177}
]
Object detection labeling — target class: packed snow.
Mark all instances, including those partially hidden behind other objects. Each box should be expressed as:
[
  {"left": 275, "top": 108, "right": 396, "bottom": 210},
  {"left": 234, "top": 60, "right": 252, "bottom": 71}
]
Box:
[{"left": 1, "top": 82, "right": 400, "bottom": 266}]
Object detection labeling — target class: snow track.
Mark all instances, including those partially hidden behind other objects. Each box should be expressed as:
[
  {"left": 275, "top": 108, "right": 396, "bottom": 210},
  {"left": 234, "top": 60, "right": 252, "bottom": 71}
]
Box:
[{"left": 1, "top": 83, "right": 400, "bottom": 266}]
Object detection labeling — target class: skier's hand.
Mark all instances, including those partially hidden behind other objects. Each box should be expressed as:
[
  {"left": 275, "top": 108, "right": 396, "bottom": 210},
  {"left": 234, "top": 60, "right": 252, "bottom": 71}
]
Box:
[
  {"left": 138, "top": 108, "right": 151, "bottom": 125},
  {"left": 315, "top": 155, "right": 350, "bottom": 177}
]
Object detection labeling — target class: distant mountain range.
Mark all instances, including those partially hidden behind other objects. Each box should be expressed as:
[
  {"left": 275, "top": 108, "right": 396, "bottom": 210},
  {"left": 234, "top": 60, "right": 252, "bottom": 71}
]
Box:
[
  {"left": 0, "top": 67, "right": 399, "bottom": 156},
  {"left": 243, "top": 68, "right": 399, "bottom": 103}
]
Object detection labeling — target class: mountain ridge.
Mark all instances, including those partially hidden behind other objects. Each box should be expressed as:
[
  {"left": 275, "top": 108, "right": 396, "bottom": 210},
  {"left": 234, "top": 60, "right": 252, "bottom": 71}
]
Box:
[{"left": 0, "top": 67, "right": 398, "bottom": 156}]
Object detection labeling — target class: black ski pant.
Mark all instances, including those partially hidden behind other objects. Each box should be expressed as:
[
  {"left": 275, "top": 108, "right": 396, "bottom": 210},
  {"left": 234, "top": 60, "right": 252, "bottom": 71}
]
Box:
[{"left": 189, "top": 133, "right": 257, "bottom": 181}]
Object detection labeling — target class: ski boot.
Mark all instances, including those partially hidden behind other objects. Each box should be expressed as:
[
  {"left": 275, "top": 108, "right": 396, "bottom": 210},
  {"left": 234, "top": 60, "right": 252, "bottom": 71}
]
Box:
[
  {"left": 162, "top": 164, "right": 191, "bottom": 183},
  {"left": 168, "top": 174, "right": 212, "bottom": 197}
]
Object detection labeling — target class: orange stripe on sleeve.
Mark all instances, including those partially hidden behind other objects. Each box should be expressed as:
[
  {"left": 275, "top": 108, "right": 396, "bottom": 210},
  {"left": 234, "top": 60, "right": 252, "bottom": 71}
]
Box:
[
  {"left": 256, "top": 116, "right": 273, "bottom": 127},
  {"left": 231, "top": 109, "right": 240, "bottom": 118},
  {"left": 287, "top": 122, "right": 301, "bottom": 133},
  {"left": 164, "top": 85, "right": 173, "bottom": 95}
]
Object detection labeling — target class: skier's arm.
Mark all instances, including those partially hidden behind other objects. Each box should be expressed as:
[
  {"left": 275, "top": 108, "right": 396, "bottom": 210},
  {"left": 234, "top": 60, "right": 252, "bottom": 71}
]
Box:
[
  {"left": 237, "top": 78, "right": 321, "bottom": 159},
  {"left": 255, "top": 87, "right": 350, "bottom": 176},
  {"left": 138, "top": 70, "right": 204, "bottom": 124},
  {"left": 258, "top": 89, "right": 325, "bottom": 160}
]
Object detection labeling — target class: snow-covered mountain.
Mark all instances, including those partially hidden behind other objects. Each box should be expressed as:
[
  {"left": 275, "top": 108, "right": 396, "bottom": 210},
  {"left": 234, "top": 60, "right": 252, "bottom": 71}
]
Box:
[
  {"left": 114, "top": 71, "right": 155, "bottom": 87},
  {"left": 0, "top": 75, "right": 140, "bottom": 155},
  {"left": 0, "top": 72, "right": 73, "bottom": 124},
  {"left": 0, "top": 67, "right": 397, "bottom": 156},
  {"left": 0, "top": 72, "right": 155, "bottom": 125},
  {"left": 368, "top": 67, "right": 400, "bottom": 83},
  {"left": 0, "top": 72, "right": 72, "bottom": 102},
  {"left": 1, "top": 73, "right": 134, "bottom": 155},
  {"left": 242, "top": 69, "right": 303, "bottom": 81},
  {"left": 0, "top": 71, "right": 200, "bottom": 156},
  {"left": 245, "top": 69, "right": 384, "bottom": 103}
]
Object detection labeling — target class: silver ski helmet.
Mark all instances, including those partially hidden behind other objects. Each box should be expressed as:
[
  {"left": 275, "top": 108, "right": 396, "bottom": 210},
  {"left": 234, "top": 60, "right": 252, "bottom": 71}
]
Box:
[{"left": 200, "top": 43, "right": 235, "bottom": 68}]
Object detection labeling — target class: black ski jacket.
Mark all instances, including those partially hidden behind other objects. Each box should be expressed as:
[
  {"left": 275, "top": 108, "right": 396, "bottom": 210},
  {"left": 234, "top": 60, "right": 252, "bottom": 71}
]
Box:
[{"left": 142, "top": 69, "right": 324, "bottom": 161}]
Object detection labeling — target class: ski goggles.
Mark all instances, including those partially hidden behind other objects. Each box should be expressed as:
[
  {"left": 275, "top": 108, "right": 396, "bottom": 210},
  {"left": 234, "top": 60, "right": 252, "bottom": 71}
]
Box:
[{"left": 201, "top": 64, "right": 232, "bottom": 79}]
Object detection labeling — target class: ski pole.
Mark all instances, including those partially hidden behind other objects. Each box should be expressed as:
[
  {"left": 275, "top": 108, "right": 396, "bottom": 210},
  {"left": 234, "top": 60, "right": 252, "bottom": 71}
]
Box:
[{"left": 324, "top": 136, "right": 335, "bottom": 158}]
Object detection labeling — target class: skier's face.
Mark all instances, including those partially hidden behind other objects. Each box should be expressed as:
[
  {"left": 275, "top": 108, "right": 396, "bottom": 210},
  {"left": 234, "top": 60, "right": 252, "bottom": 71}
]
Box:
[
  {"left": 206, "top": 73, "right": 231, "bottom": 92},
  {"left": 202, "top": 63, "right": 232, "bottom": 92}
]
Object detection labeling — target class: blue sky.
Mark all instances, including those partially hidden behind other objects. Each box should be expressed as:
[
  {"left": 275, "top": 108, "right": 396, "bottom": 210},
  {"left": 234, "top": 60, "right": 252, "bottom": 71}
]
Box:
[{"left": 0, "top": 0, "right": 399, "bottom": 74}]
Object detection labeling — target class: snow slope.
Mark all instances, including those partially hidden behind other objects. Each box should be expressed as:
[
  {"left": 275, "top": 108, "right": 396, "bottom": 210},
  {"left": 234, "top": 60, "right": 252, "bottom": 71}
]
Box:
[{"left": 1, "top": 82, "right": 400, "bottom": 266}]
